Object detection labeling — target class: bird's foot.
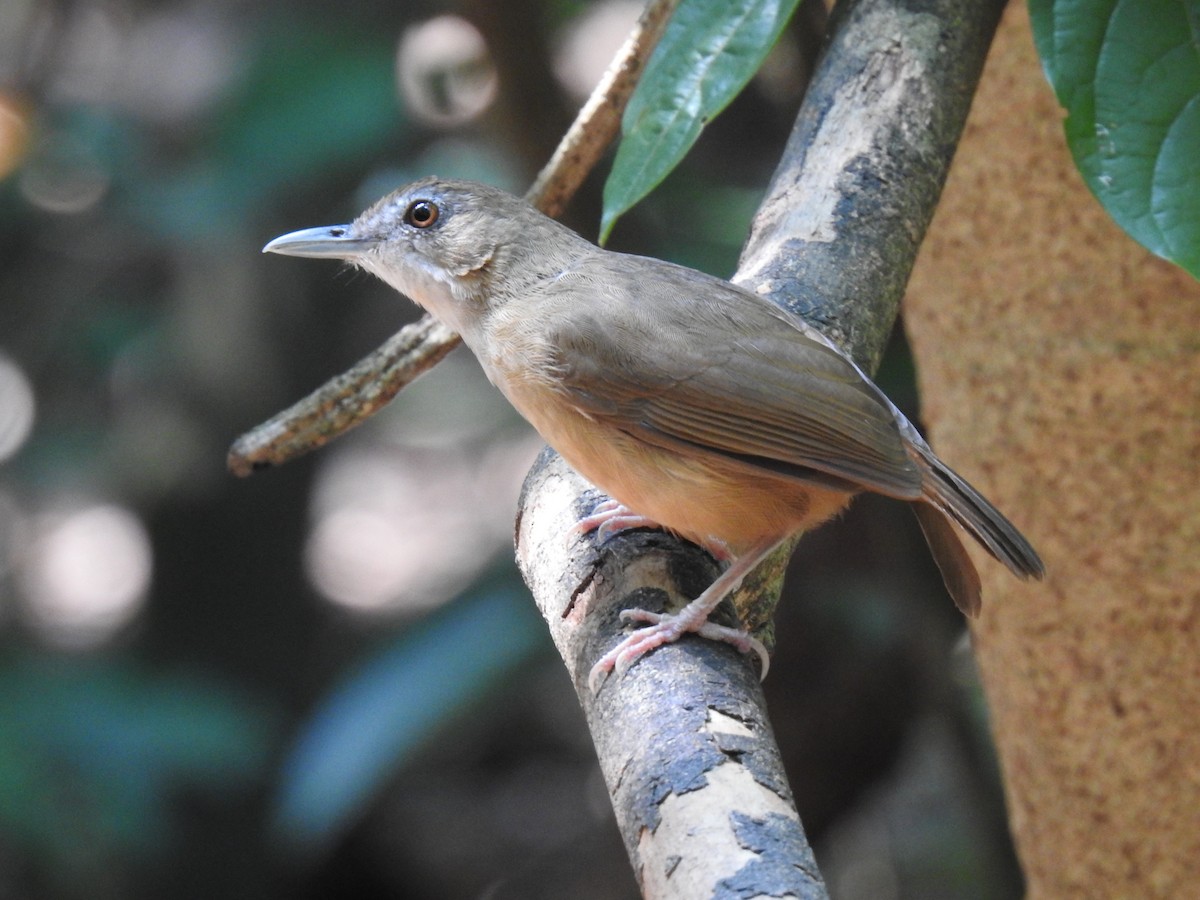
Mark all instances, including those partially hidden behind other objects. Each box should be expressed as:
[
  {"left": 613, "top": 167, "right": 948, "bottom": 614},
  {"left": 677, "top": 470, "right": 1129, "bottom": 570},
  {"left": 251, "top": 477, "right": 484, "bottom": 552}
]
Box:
[
  {"left": 585, "top": 535, "right": 785, "bottom": 691},
  {"left": 587, "top": 605, "right": 770, "bottom": 692},
  {"left": 572, "top": 498, "right": 662, "bottom": 545}
]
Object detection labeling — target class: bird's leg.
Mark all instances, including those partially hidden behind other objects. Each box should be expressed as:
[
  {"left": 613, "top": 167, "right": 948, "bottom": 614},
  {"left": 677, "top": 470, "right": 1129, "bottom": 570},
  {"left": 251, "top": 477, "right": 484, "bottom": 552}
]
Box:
[{"left": 588, "top": 536, "right": 785, "bottom": 692}]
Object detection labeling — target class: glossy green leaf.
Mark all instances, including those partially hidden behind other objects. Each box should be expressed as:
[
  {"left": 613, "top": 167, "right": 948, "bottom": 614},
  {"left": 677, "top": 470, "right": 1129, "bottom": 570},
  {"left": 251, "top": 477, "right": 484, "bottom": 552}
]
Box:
[
  {"left": 1030, "top": 0, "right": 1200, "bottom": 277},
  {"left": 600, "top": 0, "right": 803, "bottom": 242}
]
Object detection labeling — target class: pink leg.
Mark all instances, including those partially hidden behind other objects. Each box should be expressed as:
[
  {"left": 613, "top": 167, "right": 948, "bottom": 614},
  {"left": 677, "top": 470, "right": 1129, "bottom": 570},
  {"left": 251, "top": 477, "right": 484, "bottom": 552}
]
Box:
[{"left": 587, "top": 536, "right": 786, "bottom": 692}]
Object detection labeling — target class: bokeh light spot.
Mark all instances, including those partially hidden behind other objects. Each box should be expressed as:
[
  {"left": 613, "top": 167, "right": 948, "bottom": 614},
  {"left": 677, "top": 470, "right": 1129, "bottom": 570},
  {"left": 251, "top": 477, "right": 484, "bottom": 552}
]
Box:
[
  {"left": 18, "top": 130, "right": 109, "bottom": 214},
  {"left": 398, "top": 16, "right": 497, "bottom": 127},
  {"left": 553, "top": 1, "right": 640, "bottom": 101},
  {"left": 305, "top": 445, "right": 516, "bottom": 615},
  {"left": 19, "top": 504, "right": 152, "bottom": 647},
  {"left": 0, "top": 352, "right": 35, "bottom": 463}
]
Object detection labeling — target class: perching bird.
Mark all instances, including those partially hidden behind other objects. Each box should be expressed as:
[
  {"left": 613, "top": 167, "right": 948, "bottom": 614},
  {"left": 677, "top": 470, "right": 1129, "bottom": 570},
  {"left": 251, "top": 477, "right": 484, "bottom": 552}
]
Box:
[{"left": 264, "top": 178, "right": 1044, "bottom": 687}]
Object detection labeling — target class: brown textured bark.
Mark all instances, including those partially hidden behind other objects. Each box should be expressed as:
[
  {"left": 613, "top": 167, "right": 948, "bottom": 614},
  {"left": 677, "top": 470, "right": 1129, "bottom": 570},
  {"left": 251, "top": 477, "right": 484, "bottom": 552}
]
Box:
[{"left": 904, "top": 4, "right": 1200, "bottom": 897}]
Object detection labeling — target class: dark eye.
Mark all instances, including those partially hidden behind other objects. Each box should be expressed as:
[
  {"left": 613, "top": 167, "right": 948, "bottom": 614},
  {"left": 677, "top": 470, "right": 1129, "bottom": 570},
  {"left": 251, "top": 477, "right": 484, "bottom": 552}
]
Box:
[{"left": 404, "top": 199, "right": 439, "bottom": 228}]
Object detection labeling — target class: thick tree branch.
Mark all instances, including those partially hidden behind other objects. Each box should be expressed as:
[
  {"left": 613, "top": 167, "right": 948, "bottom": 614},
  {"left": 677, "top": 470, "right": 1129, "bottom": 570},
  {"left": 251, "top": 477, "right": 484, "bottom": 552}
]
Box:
[{"left": 516, "top": 0, "right": 1005, "bottom": 895}]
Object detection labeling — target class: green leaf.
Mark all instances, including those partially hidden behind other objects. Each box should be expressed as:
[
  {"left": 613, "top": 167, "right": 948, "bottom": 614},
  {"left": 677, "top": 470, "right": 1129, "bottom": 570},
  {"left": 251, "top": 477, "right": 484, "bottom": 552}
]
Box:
[
  {"left": 1029, "top": 0, "right": 1200, "bottom": 277},
  {"left": 600, "top": 0, "right": 803, "bottom": 242},
  {"left": 1027, "top": 0, "right": 1058, "bottom": 86}
]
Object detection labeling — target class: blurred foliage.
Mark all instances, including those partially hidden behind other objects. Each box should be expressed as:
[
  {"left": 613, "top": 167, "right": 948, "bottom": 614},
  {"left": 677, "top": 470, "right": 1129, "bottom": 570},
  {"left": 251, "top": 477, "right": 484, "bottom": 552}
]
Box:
[
  {"left": 274, "top": 586, "right": 545, "bottom": 852},
  {"left": 0, "top": 653, "right": 273, "bottom": 898},
  {"left": 0, "top": 1, "right": 1020, "bottom": 897}
]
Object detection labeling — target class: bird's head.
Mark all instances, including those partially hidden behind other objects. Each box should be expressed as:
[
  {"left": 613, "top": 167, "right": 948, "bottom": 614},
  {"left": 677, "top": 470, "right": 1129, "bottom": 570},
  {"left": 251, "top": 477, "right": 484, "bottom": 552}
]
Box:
[{"left": 264, "top": 178, "right": 583, "bottom": 339}]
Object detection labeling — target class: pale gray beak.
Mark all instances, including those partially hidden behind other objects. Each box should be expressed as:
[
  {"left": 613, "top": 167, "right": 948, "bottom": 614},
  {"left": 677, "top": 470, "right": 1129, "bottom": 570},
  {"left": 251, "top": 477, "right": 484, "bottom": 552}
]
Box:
[{"left": 262, "top": 225, "right": 376, "bottom": 259}]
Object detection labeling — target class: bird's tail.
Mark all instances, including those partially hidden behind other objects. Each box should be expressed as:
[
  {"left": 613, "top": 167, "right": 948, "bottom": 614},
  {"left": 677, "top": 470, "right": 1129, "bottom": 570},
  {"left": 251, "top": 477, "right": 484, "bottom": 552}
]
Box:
[{"left": 910, "top": 443, "right": 1044, "bottom": 616}]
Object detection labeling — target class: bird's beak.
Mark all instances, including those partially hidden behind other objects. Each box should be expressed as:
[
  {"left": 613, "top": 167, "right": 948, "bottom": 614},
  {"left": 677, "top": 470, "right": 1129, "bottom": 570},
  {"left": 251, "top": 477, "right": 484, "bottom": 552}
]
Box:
[{"left": 262, "top": 226, "right": 377, "bottom": 259}]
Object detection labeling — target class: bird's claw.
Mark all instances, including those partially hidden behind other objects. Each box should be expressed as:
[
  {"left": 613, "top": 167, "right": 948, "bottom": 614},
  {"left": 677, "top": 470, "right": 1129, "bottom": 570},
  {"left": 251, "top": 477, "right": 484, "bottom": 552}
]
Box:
[
  {"left": 571, "top": 498, "right": 662, "bottom": 546},
  {"left": 586, "top": 606, "right": 770, "bottom": 692}
]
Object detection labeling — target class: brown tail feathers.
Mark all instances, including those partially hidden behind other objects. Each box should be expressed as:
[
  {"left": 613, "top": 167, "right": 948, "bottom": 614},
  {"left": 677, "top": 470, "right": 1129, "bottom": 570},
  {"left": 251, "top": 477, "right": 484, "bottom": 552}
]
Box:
[{"left": 910, "top": 443, "right": 1045, "bottom": 616}]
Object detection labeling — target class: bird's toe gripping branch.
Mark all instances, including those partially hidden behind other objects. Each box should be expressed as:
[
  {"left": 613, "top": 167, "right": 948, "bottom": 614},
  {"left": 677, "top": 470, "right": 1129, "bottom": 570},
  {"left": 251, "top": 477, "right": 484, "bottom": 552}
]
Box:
[{"left": 583, "top": 534, "right": 782, "bottom": 692}]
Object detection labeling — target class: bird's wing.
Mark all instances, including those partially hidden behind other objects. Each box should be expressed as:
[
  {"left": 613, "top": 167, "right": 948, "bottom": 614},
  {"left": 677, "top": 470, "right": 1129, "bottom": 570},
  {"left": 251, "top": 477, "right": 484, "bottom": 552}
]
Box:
[{"left": 538, "top": 256, "right": 923, "bottom": 498}]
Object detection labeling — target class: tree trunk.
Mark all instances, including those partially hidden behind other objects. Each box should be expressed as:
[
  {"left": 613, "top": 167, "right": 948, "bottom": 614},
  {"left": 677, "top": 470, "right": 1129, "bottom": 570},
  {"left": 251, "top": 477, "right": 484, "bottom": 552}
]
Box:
[{"left": 904, "top": 4, "right": 1200, "bottom": 896}]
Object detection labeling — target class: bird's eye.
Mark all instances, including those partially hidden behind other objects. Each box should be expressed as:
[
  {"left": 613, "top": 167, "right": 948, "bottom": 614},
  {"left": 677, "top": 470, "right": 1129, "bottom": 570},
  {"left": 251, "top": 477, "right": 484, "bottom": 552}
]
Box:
[{"left": 404, "top": 199, "right": 439, "bottom": 228}]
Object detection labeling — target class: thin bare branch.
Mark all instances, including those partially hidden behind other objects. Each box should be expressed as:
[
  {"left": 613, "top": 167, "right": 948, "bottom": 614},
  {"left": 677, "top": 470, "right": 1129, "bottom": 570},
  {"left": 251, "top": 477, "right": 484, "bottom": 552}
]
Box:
[{"left": 226, "top": 316, "right": 457, "bottom": 476}]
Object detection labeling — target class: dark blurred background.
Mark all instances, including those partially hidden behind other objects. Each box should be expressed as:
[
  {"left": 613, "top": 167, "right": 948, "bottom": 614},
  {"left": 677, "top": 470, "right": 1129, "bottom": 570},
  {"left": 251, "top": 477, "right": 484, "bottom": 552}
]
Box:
[{"left": 0, "top": 1, "right": 1021, "bottom": 897}]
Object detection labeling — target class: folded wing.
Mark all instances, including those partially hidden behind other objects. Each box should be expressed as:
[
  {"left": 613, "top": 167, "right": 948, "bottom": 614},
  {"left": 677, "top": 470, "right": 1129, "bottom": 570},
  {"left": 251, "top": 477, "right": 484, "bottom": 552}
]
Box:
[{"left": 540, "top": 256, "right": 923, "bottom": 499}]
